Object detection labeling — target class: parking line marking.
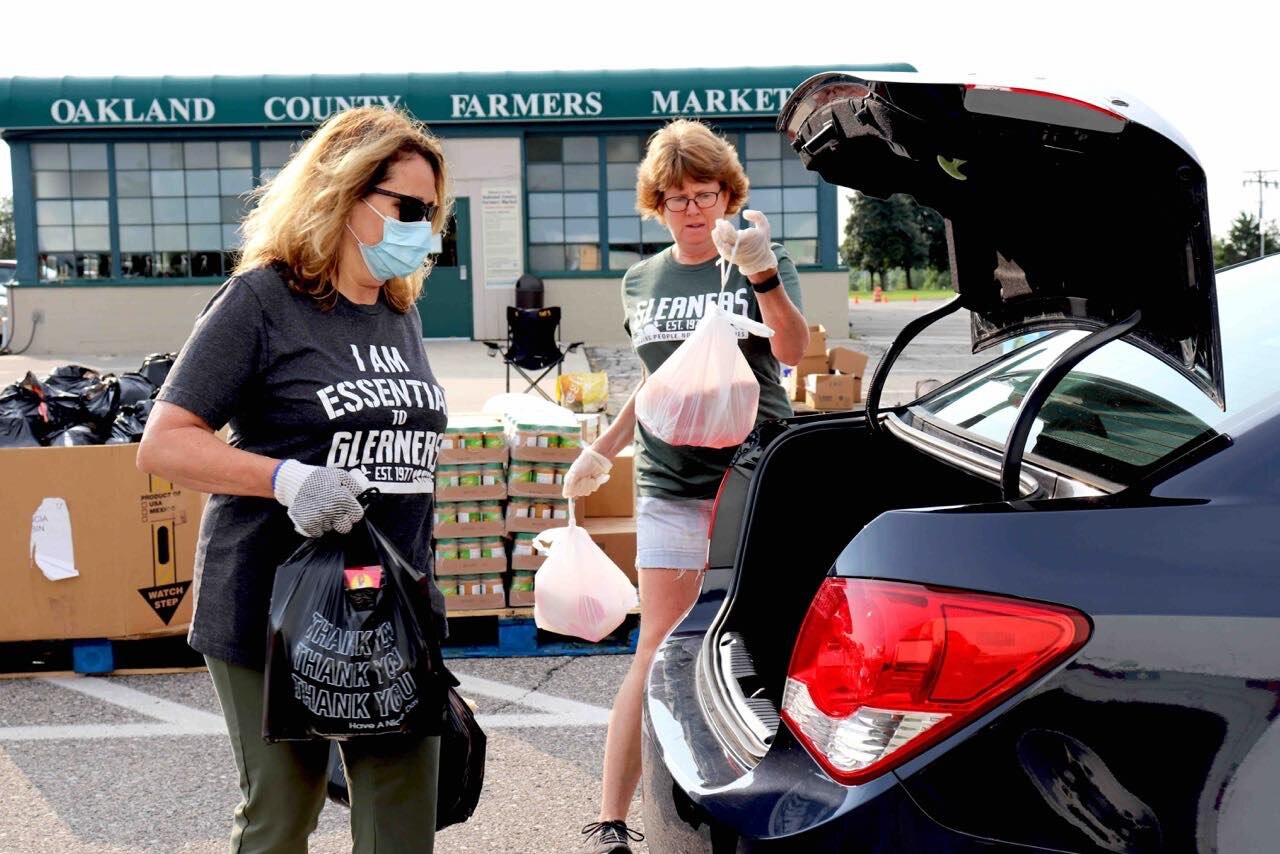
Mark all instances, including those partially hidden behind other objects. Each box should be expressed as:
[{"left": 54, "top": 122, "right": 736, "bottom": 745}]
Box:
[{"left": 40, "top": 676, "right": 226, "bottom": 729}]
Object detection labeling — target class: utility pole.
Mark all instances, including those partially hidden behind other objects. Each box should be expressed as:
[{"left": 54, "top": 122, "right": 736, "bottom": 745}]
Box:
[{"left": 1243, "top": 170, "right": 1280, "bottom": 257}]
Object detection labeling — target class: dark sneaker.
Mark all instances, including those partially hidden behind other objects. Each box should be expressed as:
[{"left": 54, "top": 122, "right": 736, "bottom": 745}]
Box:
[{"left": 581, "top": 820, "right": 644, "bottom": 853}]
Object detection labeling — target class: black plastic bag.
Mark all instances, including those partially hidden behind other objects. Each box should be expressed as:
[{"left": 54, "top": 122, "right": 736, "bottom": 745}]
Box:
[
  {"left": 0, "top": 415, "right": 40, "bottom": 448},
  {"left": 36, "top": 365, "right": 120, "bottom": 436},
  {"left": 42, "top": 364, "right": 102, "bottom": 393},
  {"left": 106, "top": 399, "right": 154, "bottom": 444},
  {"left": 117, "top": 372, "right": 156, "bottom": 407},
  {"left": 263, "top": 511, "right": 445, "bottom": 741},
  {"left": 325, "top": 672, "right": 487, "bottom": 830},
  {"left": 0, "top": 373, "right": 55, "bottom": 442},
  {"left": 138, "top": 353, "right": 177, "bottom": 388},
  {"left": 45, "top": 424, "right": 103, "bottom": 446}
]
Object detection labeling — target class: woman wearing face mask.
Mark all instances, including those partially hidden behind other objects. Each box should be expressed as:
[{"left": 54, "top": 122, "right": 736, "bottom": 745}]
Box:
[
  {"left": 137, "top": 106, "right": 451, "bottom": 854},
  {"left": 566, "top": 119, "right": 809, "bottom": 853}
]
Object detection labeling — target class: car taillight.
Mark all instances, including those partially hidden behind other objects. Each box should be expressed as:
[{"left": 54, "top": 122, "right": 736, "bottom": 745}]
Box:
[
  {"left": 704, "top": 470, "right": 733, "bottom": 570},
  {"left": 781, "top": 578, "right": 1090, "bottom": 785}
]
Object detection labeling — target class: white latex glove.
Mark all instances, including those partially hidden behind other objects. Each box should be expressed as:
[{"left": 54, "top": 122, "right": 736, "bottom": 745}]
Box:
[
  {"left": 712, "top": 209, "right": 779, "bottom": 277},
  {"left": 273, "top": 460, "right": 371, "bottom": 538},
  {"left": 562, "top": 445, "right": 612, "bottom": 499}
]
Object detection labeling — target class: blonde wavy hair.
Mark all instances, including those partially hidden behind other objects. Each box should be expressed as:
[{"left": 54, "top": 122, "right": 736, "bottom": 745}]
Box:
[
  {"left": 235, "top": 107, "right": 451, "bottom": 313},
  {"left": 635, "top": 119, "right": 749, "bottom": 224}
]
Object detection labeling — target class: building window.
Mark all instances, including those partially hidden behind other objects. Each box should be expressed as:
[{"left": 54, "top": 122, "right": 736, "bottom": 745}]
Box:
[
  {"left": 527, "top": 135, "right": 602, "bottom": 272},
  {"left": 606, "top": 134, "right": 671, "bottom": 271},
  {"left": 117, "top": 140, "right": 252, "bottom": 279},
  {"left": 741, "top": 132, "right": 820, "bottom": 265},
  {"left": 33, "top": 143, "right": 110, "bottom": 280}
]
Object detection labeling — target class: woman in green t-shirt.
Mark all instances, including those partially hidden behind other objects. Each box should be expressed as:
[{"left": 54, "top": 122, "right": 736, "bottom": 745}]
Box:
[{"left": 564, "top": 119, "right": 809, "bottom": 853}]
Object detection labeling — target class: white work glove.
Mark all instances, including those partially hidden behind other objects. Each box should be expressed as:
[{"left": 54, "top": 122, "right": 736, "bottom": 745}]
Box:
[
  {"left": 562, "top": 445, "right": 612, "bottom": 499},
  {"left": 712, "top": 209, "right": 779, "bottom": 277},
  {"left": 273, "top": 460, "right": 372, "bottom": 538}
]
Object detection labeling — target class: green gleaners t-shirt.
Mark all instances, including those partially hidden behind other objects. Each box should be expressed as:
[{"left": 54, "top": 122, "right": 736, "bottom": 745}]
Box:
[{"left": 622, "top": 244, "right": 804, "bottom": 500}]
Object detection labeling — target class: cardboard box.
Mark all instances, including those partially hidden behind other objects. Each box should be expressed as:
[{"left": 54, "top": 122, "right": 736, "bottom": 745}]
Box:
[
  {"left": 583, "top": 516, "right": 638, "bottom": 588},
  {"left": 804, "top": 324, "right": 828, "bottom": 359},
  {"left": 507, "top": 587, "right": 536, "bottom": 607},
  {"left": 444, "top": 592, "right": 507, "bottom": 612},
  {"left": 581, "top": 445, "right": 635, "bottom": 518},
  {"left": 433, "top": 520, "right": 505, "bottom": 539},
  {"left": 805, "top": 373, "right": 859, "bottom": 411},
  {"left": 438, "top": 446, "right": 508, "bottom": 466},
  {"left": 435, "top": 557, "right": 507, "bottom": 575},
  {"left": 0, "top": 444, "right": 206, "bottom": 642},
  {"left": 828, "top": 346, "right": 870, "bottom": 379},
  {"left": 510, "top": 553, "right": 547, "bottom": 572},
  {"left": 508, "top": 480, "right": 567, "bottom": 499},
  {"left": 509, "top": 445, "right": 582, "bottom": 464},
  {"left": 435, "top": 483, "right": 507, "bottom": 502},
  {"left": 506, "top": 509, "right": 570, "bottom": 533},
  {"left": 797, "top": 354, "right": 830, "bottom": 376}
]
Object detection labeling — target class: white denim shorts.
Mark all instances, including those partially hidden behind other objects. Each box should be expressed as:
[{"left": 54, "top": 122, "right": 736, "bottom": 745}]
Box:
[{"left": 635, "top": 496, "right": 715, "bottom": 571}]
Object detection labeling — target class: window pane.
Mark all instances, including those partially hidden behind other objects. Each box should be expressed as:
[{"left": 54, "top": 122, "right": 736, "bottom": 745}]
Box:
[
  {"left": 641, "top": 219, "right": 670, "bottom": 243},
  {"left": 32, "top": 143, "right": 69, "bottom": 170},
  {"left": 38, "top": 226, "right": 74, "bottom": 252},
  {"left": 191, "top": 251, "right": 222, "bottom": 277},
  {"left": 116, "top": 170, "right": 150, "bottom": 197},
  {"left": 69, "top": 144, "right": 108, "bottom": 170},
  {"left": 153, "top": 197, "right": 187, "bottom": 224},
  {"left": 746, "top": 187, "right": 782, "bottom": 213},
  {"left": 151, "top": 170, "right": 185, "bottom": 196},
  {"left": 186, "top": 169, "right": 219, "bottom": 195},
  {"left": 563, "top": 137, "right": 599, "bottom": 163},
  {"left": 745, "top": 133, "right": 780, "bottom": 160},
  {"left": 566, "top": 243, "right": 601, "bottom": 271},
  {"left": 35, "top": 172, "right": 71, "bottom": 198},
  {"left": 187, "top": 197, "right": 221, "bottom": 224},
  {"left": 218, "top": 141, "right": 252, "bottom": 168},
  {"left": 73, "top": 200, "right": 110, "bottom": 226},
  {"left": 36, "top": 201, "right": 73, "bottom": 226},
  {"left": 529, "top": 219, "right": 565, "bottom": 243},
  {"left": 564, "top": 192, "right": 598, "bottom": 217},
  {"left": 526, "top": 137, "right": 562, "bottom": 162},
  {"left": 221, "top": 197, "right": 247, "bottom": 223},
  {"left": 606, "top": 136, "right": 640, "bottom": 162},
  {"left": 77, "top": 253, "right": 111, "bottom": 278},
  {"left": 118, "top": 198, "right": 152, "bottom": 225},
  {"left": 528, "top": 193, "right": 563, "bottom": 218},
  {"left": 259, "top": 168, "right": 280, "bottom": 184},
  {"left": 529, "top": 244, "right": 566, "bottom": 270},
  {"left": 72, "top": 171, "right": 109, "bottom": 197},
  {"left": 74, "top": 226, "right": 110, "bottom": 251},
  {"left": 608, "top": 216, "right": 640, "bottom": 242},
  {"left": 563, "top": 164, "right": 599, "bottom": 190},
  {"left": 783, "top": 238, "right": 818, "bottom": 265},
  {"left": 783, "top": 188, "right": 818, "bottom": 212},
  {"left": 115, "top": 143, "right": 149, "bottom": 170},
  {"left": 154, "top": 225, "right": 187, "bottom": 251},
  {"left": 220, "top": 169, "right": 253, "bottom": 195},
  {"left": 119, "top": 226, "right": 153, "bottom": 252},
  {"left": 746, "top": 160, "right": 782, "bottom": 186},
  {"left": 122, "top": 253, "right": 156, "bottom": 277},
  {"left": 183, "top": 142, "right": 218, "bottom": 168},
  {"left": 782, "top": 156, "right": 818, "bottom": 185},
  {"left": 39, "top": 253, "right": 75, "bottom": 280},
  {"left": 607, "top": 163, "right": 637, "bottom": 190},
  {"left": 565, "top": 217, "right": 599, "bottom": 242},
  {"left": 149, "top": 142, "right": 184, "bottom": 169},
  {"left": 156, "top": 252, "right": 190, "bottom": 277},
  {"left": 527, "top": 163, "right": 562, "bottom": 191},
  {"left": 783, "top": 212, "right": 818, "bottom": 238},
  {"left": 607, "top": 189, "right": 635, "bottom": 217},
  {"left": 260, "top": 140, "right": 295, "bottom": 168},
  {"left": 222, "top": 224, "right": 243, "bottom": 250},
  {"left": 188, "top": 225, "right": 222, "bottom": 249}
]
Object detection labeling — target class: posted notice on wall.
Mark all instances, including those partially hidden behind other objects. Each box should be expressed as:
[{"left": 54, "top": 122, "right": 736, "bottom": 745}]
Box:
[{"left": 481, "top": 185, "right": 522, "bottom": 290}]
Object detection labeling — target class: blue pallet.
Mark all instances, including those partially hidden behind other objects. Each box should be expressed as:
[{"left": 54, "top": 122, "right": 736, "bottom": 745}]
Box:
[
  {"left": 71, "top": 639, "right": 115, "bottom": 674},
  {"left": 441, "top": 616, "right": 639, "bottom": 659}
]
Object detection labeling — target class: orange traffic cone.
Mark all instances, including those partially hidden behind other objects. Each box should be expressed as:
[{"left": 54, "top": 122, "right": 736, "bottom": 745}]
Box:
[{"left": 912, "top": 294, "right": 918, "bottom": 303}]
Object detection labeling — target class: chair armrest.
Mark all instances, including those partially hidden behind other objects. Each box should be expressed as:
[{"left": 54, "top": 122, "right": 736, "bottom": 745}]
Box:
[
  {"left": 481, "top": 341, "right": 504, "bottom": 357},
  {"left": 564, "top": 341, "right": 585, "bottom": 354}
]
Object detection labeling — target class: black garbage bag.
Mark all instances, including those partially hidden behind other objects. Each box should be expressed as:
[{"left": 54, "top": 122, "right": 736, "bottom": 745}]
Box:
[
  {"left": 106, "top": 399, "right": 154, "bottom": 444},
  {"left": 117, "top": 372, "right": 156, "bottom": 407},
  {"left": 138, "top": 353, "right": 177, "bottom": 389},
  {"left": 37, "top": 365, "right": 121, "bottom": 436},
  {"left": 45, "top": 424, "right": 103, "bottom": 446},
  {"left": 264, "top": 509, "right": 448, "bottom": 741},
  {"left": 0, "top": 373, "right": 55, "bottom": 443},
  {"left": 325, "top": 678, "right": 487, "bottom": 830},
  {"left": 42, "top": 364, "right": 102, "bottom": 393},
  {"left": 0, "top": 415, "right": 41, "bottom": 448}
]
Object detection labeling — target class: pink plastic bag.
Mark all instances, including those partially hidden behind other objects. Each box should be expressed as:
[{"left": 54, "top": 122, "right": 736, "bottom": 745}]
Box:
[
  {"left": 636, "top": 246, "right": 775, "bottom": 448},
  {"left": 533, "top": 502, "right": 638, "bottom": 642}
]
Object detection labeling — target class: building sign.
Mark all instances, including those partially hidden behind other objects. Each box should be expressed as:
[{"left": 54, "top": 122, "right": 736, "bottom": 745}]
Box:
[
  {"left": 649, "top": 88, "right": 795, "bottom": 116},
  {"left": 50, "top": 97, "right": 216, "bottom": 124}
]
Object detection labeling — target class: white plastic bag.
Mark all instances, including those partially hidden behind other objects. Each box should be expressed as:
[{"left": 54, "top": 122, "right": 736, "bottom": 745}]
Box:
[
  {"left": 635, "top": 243, "right": 774, "bottom": 447},
  {"left": 533, "top": 502, "right": 638, "bottom": 642}
]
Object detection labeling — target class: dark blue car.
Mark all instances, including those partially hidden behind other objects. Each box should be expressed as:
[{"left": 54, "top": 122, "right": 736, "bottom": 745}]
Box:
[{"left": 641, "top": 73, "right": 1280, "bottom": 852}]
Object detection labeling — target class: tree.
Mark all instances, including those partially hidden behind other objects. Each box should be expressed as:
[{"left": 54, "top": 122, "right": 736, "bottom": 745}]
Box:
[
  {"left": 841, "top": 193, "right": 924, "bottom": 288},
  {"left": 914, "top": 203, "right": 949, "bottom": 272},
  {"left": 1214, "top": 211, "right": 1280, "bottom": 268},
  {"left": 0, "top": 196, "right": 15, "bottom": 259}
]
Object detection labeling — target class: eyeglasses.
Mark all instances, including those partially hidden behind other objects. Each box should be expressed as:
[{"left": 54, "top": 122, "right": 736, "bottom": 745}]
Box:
[
  {"left": 662, "top": 189, "right": 723, "bottom": 213},
  {"left": 369, "top": 187, "right": 438, "bottom": 223}
]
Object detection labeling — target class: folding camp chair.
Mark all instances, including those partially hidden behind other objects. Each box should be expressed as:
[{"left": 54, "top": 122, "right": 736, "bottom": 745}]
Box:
[{"left": 483, "top": 306, "right": 584, "bottom": 402}]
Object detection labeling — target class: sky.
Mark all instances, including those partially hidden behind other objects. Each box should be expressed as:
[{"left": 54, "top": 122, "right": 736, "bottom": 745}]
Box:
[{"left": 2, "top": 0, "right": 1278, "bottom": 239}]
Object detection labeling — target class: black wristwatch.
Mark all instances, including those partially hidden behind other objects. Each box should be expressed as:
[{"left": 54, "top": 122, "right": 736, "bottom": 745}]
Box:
[{"left": 750, "top": 272, "right": 782, "bottom": 294}]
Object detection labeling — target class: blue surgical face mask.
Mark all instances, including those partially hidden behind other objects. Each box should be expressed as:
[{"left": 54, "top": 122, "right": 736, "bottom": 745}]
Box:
[{"left": 348, "top": 199, "right": 434, "bottom": 280}]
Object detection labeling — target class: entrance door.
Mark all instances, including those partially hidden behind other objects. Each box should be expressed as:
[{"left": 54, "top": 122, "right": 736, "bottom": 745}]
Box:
[{"left": 418, "top": 197, "right": 472, "bottom": 338}]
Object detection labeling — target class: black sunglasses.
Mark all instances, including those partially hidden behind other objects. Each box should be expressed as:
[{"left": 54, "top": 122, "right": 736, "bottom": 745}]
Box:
[{"left": 369, "top": 187, "right": 438, "bottom": 223}]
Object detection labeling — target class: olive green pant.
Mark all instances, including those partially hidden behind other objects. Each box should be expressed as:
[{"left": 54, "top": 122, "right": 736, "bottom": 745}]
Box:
[{"left": 206, "top": 657, "right": 439, "bottom": 854}]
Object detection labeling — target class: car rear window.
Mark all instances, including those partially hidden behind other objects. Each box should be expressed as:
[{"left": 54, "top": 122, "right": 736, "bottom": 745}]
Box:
[{"left": 916, "top": 257, "right": 1280, "bottom": 486}]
